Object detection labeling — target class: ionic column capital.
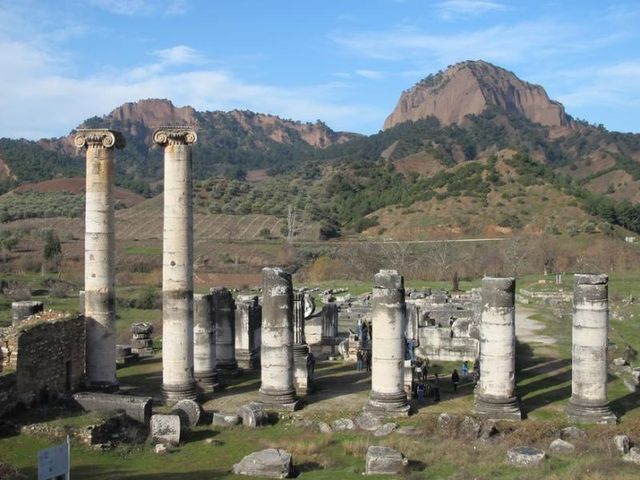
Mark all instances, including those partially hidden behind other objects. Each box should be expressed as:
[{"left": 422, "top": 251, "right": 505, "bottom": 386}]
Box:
[
  {"left": 74, "top": 129, "right": 125, "bottom": 149},
  {"left": 153, "top": 126, "right": 197, "bottom": 146}
]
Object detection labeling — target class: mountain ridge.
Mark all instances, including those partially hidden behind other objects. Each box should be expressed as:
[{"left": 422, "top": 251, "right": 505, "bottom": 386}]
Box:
[{"left": 384, "top": 60, "right": 575, "bottom": 132}]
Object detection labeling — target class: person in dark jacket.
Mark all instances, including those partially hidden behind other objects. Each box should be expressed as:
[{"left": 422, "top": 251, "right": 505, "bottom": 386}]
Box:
[{"left": 451, "top": 369, "right": 460, "bottom": 392}]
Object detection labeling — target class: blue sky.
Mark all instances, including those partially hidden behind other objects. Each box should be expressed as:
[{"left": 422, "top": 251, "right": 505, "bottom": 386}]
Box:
[{"left": 1, "top": 0, "right": 639, "bottom": 139}]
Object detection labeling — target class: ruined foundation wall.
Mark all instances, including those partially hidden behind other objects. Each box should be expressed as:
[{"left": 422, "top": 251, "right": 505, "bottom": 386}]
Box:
[
  {"left": 1, "top": 316, "right": 85, "bottom": 404},
  {"left": 0, "top": 373, "right": 17, "bottom": 418},
  {"left": 417, "top": 327, "right": 479, "bottom": 362}
]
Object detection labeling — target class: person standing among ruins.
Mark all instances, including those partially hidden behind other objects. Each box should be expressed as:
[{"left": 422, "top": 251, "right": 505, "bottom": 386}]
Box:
[
  {"left": 357, "top": 317, "right": 364, "bottom": 341},
  {"left": 364, "top": 348, "right": 372, "bottom": 372},
  {"left": 451, "top": 369, "right": 460, "bottom": 392},
  {"left": 356, "top": 349, "right": 363, "bottom": 372},
  {"left": 462, "top": 360, "right": 469, "bottom": 380}
]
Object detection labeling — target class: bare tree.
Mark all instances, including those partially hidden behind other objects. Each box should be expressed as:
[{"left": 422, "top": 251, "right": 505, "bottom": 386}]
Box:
[
  {"left": 502, "top": 236, "right": 528, "bottom": 277},
  {"left": 429, "top": 240, "right": 453, "bottom": 281},
  {"left": 379, "top": 241, "right": 417, "bottom": 277}
]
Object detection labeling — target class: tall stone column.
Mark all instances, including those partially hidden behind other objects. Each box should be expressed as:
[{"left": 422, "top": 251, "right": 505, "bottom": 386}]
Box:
[
  {"left": 293, "top": 290, "right": 312, "bottom": 395},
  {"left": 474, "top": 277, "right": 521, "bottom": 420},
  {"left": 259, "top": 268, "right": 299, "bottom": 410},
  {"left": 212, "top": 287, "right": 238, "bottom": 375},
  {"left": 155, "top": 127, "right": 197, "bottom": 403},
  {"left": 75, "top": 129, "right": 125, "bottom": 391},
  {"left": 366, "top": 270, "right": 410, "bottom": 416},
  {"left": 235, "top": 295, "right": 261, "bottom": 370},
  {"left": 566, "top": 274, "right": 617, "bottom": 424},
  {"left": 321, "top": 302, "right": 339, "bottom": 345},
  {"left": 193, "top": 293, "right": 219, "bottom": 392}
]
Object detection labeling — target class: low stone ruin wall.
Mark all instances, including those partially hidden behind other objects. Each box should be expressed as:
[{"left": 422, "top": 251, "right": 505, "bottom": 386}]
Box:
[
  {"left": 0, "top": 372, "right": 17, "bottom": 418},
  {"left": 0, "top": 314, "right": 85, "bottom": 404},
  {"left": 417, "top": 327, "right": 479, "bottom": 362}
]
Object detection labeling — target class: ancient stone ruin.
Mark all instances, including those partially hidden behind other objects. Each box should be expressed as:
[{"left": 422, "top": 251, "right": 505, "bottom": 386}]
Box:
[
  {"left": 365, "top": 269, "right": 410, "bottom": 416},
  {"left": 259, "top": 268, "right": 299, "bottom": 410},
  {"left": 75, "top": 128, "right": 125, "bottom": 391},
  {"left": 474, "top": 277, "right": 522, "bottom": 420},
  {"left": 566, "top": 274, "right": 617, "bottom": 424},
  {"left": 156, "top": 126, "right": 198, "bottom": 403}
]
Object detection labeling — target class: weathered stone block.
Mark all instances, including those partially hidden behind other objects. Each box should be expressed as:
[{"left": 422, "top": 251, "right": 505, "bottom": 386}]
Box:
[
  {"left": 506, "top": 447, "right": 546, "bottom": 467},
  {"left": 72, "top": 392, "right": 152, "bottom": 425},
  {"left": 623, "top": 447, "right": 640, "bottom": 465},
  {"left": 211, "top": 412, "right": 241, "bottom": 427},
  {"left": 11, "top": 301, "right": 43, "bottom": 326},
  {"left": 365, "top": 445, "right": 408, "bottom": 475},
  {"left": 232, "top": 448, "right": 293, "bottom": 478},
  {"left": 332, "top": 418, "right": 356, "bottom": 431},
  {"left": 150, "top": 414, "right": 181, "bottom": 446},
  {"left": 238, "top": 402, "right": 270, "bottom": 428},
  {"left": 613, "top": 434, "right": 630, "bottom": 454},
  {"left": 355, "top": 412, "right": 382, "bottom": 431},
  {"left": 549, "top": 439, "right": 575, "bottom": 454},
  {"left": 172, "top": 399, "right": 201, "bottom": 427},
  {"left": 374, "top": 423, "right": 398, "bottom": 437}
]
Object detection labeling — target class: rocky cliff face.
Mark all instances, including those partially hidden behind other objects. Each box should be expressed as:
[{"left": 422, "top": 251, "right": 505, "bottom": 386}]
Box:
[{"left": 384, "top": 60, "right": 574, "bottom": 131}]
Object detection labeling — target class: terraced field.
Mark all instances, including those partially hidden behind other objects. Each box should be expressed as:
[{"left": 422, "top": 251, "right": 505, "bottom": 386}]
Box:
[{"left": 2, "top": 194, "right": 319, "bottom": 242}]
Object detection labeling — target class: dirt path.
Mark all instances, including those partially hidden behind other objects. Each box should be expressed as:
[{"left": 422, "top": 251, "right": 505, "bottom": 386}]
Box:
[{"left": 515, "top": 304, "right": 557, "bottom": 345}]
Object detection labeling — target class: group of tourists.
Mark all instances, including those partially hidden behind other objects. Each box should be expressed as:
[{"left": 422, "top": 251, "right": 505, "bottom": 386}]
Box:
[
  {"left": 355, "top": 348, "right": 371, "bottom": 372},
  {"left": 413, "top": 359, "right": 480, "bottom": 404},
  {"left": 356, "top": 317, "right": 371, "bottom": 345}
]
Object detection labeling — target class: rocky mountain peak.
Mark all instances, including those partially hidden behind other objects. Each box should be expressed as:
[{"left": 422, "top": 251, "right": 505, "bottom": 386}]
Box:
[
  {"left": 383, "top": 60, "right": 574, "bottom": 131},
  {"left": 106, "top": 98, "right": 198, "bottom": 127}
]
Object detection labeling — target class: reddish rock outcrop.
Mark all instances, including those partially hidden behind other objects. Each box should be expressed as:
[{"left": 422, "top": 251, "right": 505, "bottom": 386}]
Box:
[{"left": 384, "top": 60, "right": 574, "bottom": 131}]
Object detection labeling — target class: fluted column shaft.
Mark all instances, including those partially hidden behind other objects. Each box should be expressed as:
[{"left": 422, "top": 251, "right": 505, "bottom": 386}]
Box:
[
  {"left": 566, "top": 274, "right": 616, "bottom": 424},
  {"left": 193, "top": 293, "right": 219, "bottom": 392},
  {"left": 366, "top": 269, "right": 410, "bottom": 415},
  {"left": 235, "top": 295, "right": 261, "bottom": 369},
  {"left": 474, "top": 277, "right": 521, "bottom": 420},
  {"left": 156, "top": 127, "right": 197, "bottom": 403},
  {"left": 259, "top": 268, "right": 299, "bottom": 409},
  {"left": 76, "top": 129, "right": 124, "bottom": 390}
]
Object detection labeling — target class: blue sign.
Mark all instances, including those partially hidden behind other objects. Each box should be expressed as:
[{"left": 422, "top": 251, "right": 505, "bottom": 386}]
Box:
[{"left": 37, "top": 436, "right": 70, "bottom": 480}]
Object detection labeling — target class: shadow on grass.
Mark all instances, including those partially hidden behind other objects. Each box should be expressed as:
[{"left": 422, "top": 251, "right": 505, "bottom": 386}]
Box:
[
  {"left": 18, "top": 466, "right": 230, "bottom": 480},
  {"left": 609, "top": 380, "right": 640, "bottom": 419}
]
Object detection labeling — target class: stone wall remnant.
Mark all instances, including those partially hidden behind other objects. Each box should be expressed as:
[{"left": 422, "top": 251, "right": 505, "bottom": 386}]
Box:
[{"left": 11, "top": 301, "right": 43, "bottom": 327}]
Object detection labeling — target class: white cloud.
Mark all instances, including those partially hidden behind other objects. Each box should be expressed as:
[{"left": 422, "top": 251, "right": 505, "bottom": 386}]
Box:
[
  {"left": 554, "top": 61, "right": 640, "bottom": 109},
  {"left": 355, "top": 69, "right": 386, "bottom": 80},
  {"left": 436, "top": 0, "right": 507, "bottom": 20},
  {"left": 332, "top": 20, "right": 619, "bottom": 65},
  {"left": 86, "top": 0, "right": 187, "bottom": 16},
  {"left": 0, "top": 36, "right": 379, "bottom": 138}
]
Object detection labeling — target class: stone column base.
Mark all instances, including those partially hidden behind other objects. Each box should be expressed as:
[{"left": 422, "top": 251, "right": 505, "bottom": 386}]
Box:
[
  {"left": 365, "top": 391, "right": 411, "bottom": 417},
  {"left": 162, "top": 382, "right": 198, "bottom": 404},
  {"left": 566, "top": 400, "right": 617, "bottom": 425},
  {"left": 259, "top": 387, "right": 301, "bottom": 411},
  {"left": 86, "top": 381, "right": 119, "bottom": 393},
  {"left": 236, "top": 349, "right": 260, "bottom": 370},
  {"left": 216, "top": 360, "right": 240, "bottom": 377},
  {"left": 474, "top": 395, "right": 522, "bottom": 421},
  {"left": 194, "top": 370, "right": 222, "bottom": 393},
  {"left": 293, "top": 344, "right": 313, "bottom": 395}
]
